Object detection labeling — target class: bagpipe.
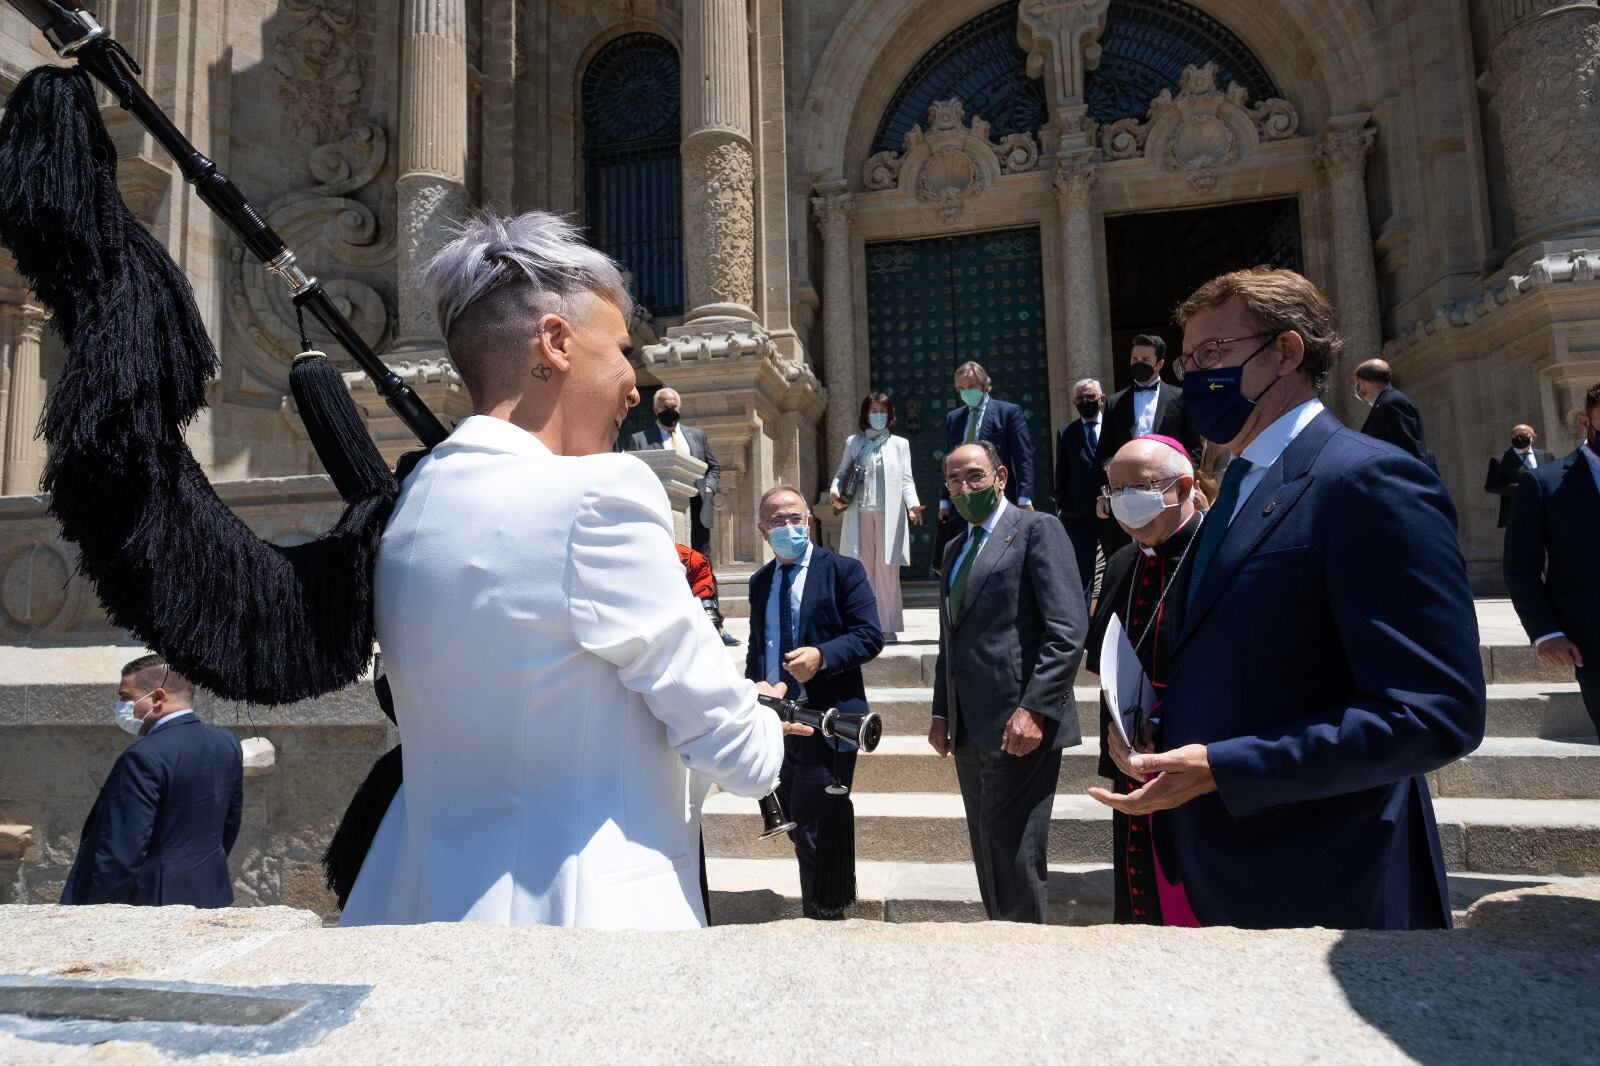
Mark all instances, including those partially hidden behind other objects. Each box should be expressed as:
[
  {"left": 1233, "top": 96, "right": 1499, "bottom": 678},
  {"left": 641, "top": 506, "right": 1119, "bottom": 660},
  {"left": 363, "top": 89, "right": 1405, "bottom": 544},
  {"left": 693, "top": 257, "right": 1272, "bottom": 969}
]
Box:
[{"left": 0, "top": 0, "right": 872, "bottom": 918}]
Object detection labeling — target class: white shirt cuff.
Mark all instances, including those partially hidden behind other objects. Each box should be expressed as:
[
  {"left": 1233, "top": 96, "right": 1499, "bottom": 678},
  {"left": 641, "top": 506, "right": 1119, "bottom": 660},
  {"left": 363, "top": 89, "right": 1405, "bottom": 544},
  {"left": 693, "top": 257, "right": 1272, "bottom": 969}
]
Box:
[
  {"left": 939, "top": 501, "right": 951, "bottom": 511},
  {"left": 1534, "top": 632, "right": 1565, "bottom": 645},
  {"left": 1018, "top": 497, "right": 1033, "bottom": 507}
]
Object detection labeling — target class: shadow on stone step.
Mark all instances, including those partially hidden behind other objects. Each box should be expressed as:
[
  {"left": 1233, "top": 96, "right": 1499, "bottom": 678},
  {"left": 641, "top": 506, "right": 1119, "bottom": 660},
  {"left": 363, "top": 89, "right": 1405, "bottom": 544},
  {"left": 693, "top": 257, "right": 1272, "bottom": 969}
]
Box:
[{"left": 1329, "top": 886, "right": 1600, "bottom": 1065}]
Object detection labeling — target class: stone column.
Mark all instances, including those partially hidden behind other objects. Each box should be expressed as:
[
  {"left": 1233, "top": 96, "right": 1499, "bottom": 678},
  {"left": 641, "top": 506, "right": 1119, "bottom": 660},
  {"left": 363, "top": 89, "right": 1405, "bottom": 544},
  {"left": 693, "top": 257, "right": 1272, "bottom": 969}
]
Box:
[
  {"left": 1476, "top": 0, "right": 1600, "bottom": 250},
  {"left": 1315, "top": 120, "right": 1383, "bottom": 365},
  {"left": 811, "top": 189, "right": 856, "bottom": 474},
  {"left": 3, "top": 306, "right": 47, "bottom": 497},
  {"left": 1052, "top": 156, "right": 1103, "bottom": 389},
  {"left": 681, "top": 0, "right": 758, "bottom": 324},
  {"left": 395, "top": 0, "right": 470, "bottom": 348}
]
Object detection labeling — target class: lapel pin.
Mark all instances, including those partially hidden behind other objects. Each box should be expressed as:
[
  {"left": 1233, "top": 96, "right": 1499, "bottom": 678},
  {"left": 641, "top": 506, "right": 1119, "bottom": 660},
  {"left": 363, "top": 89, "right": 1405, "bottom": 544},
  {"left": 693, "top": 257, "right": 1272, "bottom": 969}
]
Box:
[
  {"left": 1262, "top": 501, "right": 1275, "bottom": 516},
  {"left": 1004, "top": 533, "right": 1015, "bottom": 544}
]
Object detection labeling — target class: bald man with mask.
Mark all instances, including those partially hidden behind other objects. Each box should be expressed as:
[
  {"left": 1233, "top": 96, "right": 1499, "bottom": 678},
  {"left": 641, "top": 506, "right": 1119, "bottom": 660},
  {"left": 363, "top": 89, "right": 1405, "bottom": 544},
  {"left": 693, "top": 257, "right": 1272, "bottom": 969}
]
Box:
[{"left": 1084, "top": 436, "right": 1203, "bottom": 924}]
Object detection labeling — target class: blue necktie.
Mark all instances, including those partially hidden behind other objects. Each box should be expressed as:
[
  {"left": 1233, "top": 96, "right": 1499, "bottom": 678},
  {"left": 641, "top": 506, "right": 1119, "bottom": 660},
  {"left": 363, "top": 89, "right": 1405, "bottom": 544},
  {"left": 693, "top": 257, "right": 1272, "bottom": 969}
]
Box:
[
  {"left": 1087, "top": 421, "right": 1099, "bottom": 458},
  {"left": 777, "top": 563, "right": 799, "bottom": 696},
  {"left": 1186, "top": 459, "right": 1252, "bottom": 610}
]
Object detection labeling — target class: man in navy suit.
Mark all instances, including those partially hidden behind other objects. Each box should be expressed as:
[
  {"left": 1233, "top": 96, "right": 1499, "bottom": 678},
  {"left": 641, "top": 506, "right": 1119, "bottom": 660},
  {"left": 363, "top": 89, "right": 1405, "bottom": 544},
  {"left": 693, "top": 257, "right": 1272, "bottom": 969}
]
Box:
[
  {"left": 1505, "top": 382, "right": 1600, "bottom": 737},
  {"left": 1087, "top": 267, "right": 1485, "bottom": 930},
  {"left": 63, "top": 656, "right": 244, "bottom": 907},
  {"left": 1054, "top": 377, "right": 1104, "bottom": 611},
  {"left": 937, "top": 361, "right": 1034, "bottom": 568},
  {"left": 746, "top": 485, "right": 884, "bottom": 918},
  {"left": 1354, "top": 359, "right": 1437, "bottom": 472}
]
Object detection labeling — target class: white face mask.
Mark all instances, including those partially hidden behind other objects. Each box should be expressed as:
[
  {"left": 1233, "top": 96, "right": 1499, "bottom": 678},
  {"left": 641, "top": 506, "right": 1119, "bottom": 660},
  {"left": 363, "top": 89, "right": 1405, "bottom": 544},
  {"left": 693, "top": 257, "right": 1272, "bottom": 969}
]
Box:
[
  {"left": 1108, "top": 488, "right": 1175, "bottom": 530},
  {"left": 113, "top": 694, "right": 149, "bottom": 736}
]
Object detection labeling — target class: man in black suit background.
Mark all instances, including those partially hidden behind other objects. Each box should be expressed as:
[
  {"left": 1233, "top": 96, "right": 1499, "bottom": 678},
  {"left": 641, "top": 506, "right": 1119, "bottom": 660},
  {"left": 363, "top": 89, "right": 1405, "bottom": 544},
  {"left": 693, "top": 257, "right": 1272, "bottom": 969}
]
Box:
[
  {"left": 1096, "top": 335, "right": 1200, "bottom": 556},
  {"left": 628, "top": 387, "right": 720, "bottom": 557},
  {"left": 1485, "top": 422, "right": 1554, "bottom": 529},
  {"left": 1054, "top": 377, "right": 1104, "bottom": 611},
  {"left": 1354, "top": 359, "right": 1437, "bottom": 471},
  {"left": 63, "top": 656, "right": 243, "bottom": 907},
  {"left": 1505, "top": 382, "right": 1600, "bottom": 738}
]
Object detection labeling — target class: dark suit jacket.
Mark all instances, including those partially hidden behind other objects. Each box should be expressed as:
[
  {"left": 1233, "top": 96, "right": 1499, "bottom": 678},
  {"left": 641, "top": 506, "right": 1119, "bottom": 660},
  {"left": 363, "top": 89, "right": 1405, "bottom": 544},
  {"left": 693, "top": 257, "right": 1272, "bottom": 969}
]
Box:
[
  {"left": 1360, "top": 386, "right": 1436, "bottom": 471},
  {"left": 1485, "top": 447, "right": 1554, "bottom": 528},
  {"left": 1156, "top": 411, "right": 1485, "bottom": 930},
  {"left": 942, "top": 398, "right": 1034, "bottom": 505},
  {"left": 1096, "top": 382, "right": 1200, "bottom": 485},
  {"left": 1504, "top": 445, "right": 1599, "bottom": 657},
  {"left": 62, "top": 715, "right": 244, "bottom": 907},
  {"left": 1054, "top": 418, "right": 1102, "bottom": 524},
  {"left": 746, "top": 545, "right": 884, "bottom": 746},
  {"left": 932, "top": 503, "right": 1088, "bottom": 755},
  {"left": 628, "top": 424, "right": 720, "bottom": 526}
]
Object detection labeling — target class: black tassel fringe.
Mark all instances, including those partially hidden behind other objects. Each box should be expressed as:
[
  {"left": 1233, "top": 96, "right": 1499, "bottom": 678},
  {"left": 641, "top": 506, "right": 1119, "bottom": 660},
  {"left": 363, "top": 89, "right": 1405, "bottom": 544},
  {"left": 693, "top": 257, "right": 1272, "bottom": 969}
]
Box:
[
  {"left": 322, "top": 743, "right": 403, "bottom": 909},
  {"left": 0, "top": 67, "right": 397, "bottom": 705}
]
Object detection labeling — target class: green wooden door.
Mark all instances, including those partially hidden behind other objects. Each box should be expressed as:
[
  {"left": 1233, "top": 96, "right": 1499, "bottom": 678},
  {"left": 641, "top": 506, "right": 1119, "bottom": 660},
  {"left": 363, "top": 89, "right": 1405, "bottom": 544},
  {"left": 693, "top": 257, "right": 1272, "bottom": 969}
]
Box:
[{"left": 864, "top": 227, "right": 1053, "bottom": 579}]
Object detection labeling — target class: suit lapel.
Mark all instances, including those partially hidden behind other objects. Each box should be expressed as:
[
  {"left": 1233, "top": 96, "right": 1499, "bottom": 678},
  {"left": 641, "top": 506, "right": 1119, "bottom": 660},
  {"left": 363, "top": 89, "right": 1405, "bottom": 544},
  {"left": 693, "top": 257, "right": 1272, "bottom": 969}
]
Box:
[
  {"left": 749, "top": 563, "right": 773, "bottom": 650},
  {"left": 953, "top": 505, "right": 1022, "bottom": 630},
  {"left": 1556, "top": 448, "right": 1600, "bottom": 529},
  {"left": 941, "top": 532, "right": 966, "bottom": 627},
  {"left": 798, "top": 548, "right": 828, "bottom": 636},
  {"left": 1172, "top": 413, "right": 1339, "bottom": 652}
]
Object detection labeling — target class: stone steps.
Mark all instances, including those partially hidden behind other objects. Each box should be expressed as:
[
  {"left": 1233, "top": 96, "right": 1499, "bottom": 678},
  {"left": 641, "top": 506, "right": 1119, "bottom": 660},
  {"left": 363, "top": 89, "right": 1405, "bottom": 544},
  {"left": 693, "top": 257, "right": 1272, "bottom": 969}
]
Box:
[
  {"left": 850, "top": 734, "right": 1600, "bottom": 801},
  {"left": 703, "top": 857, "right": 1586, "bottom": 926},
  {"left": 703, "top": 793, "right": 1600, "bottom": 877},
  {"left": 859, "top": 682, "right": 1593, "bottom": 742}
]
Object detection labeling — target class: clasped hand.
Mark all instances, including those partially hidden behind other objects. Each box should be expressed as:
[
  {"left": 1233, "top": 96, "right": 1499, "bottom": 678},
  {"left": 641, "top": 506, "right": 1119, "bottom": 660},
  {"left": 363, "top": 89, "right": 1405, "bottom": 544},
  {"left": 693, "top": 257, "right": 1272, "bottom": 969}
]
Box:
[{"left": 1086, "top": 729, "right": 1217, "bottom": 815}]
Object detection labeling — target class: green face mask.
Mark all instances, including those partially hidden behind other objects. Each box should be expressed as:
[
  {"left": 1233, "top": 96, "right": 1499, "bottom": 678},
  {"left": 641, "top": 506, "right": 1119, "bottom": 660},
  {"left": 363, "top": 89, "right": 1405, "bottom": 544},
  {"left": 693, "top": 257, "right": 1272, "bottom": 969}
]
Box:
[
  {"left": 953, "top": 483, "right": 999, "bottom": 524},
  {"left": 959, "top": 387, "right": 985, "bottom": 408}
]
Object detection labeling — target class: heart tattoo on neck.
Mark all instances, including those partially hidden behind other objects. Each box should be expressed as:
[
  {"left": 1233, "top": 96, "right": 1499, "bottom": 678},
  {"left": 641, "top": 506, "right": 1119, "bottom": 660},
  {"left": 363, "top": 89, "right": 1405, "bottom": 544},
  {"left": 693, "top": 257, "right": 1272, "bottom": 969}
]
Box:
[{"left": 530, "top": 363, "right": 552, "bottom": 382}]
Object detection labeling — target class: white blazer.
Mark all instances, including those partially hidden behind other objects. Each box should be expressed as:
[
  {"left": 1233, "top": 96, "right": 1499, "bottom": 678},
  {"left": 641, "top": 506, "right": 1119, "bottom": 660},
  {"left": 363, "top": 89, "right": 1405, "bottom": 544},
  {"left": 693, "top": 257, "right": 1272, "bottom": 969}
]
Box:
[
  {"left": 339, "top": 416, "right": 784, "bottom": 930},
  {"left": 830, "top": 433, "right": 920, "bottom": 566}
]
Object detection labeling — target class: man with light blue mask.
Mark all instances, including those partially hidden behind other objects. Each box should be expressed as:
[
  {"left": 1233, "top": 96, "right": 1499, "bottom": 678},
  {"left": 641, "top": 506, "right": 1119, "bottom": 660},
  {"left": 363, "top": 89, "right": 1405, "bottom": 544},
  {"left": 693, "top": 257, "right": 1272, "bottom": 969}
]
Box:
[{"left": 745, "top": 484, "right": 883, "bottom": 918}]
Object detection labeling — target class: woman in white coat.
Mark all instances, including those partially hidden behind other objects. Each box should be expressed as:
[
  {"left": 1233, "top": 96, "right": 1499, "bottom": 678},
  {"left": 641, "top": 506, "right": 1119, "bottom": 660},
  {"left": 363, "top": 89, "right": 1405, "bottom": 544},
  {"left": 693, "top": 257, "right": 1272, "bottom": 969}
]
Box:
[{"left": 830, "top": 391, "right": 923, "bottom": 639}]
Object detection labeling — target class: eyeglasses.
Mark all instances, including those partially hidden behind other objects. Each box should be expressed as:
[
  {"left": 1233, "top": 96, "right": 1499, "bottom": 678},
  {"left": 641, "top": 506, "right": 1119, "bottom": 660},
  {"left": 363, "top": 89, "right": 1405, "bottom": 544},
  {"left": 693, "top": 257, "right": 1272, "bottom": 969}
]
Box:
[
  {"left": 759, "top": 512, "right": 809, "bottom": 532},
  {"left": 944, "top": 470, "right": 995, "bottom": 491},
  {"left": 1097, "top": 475, "right": 1181, "bottom": 503},
  {"left": 1173, "top": 332, "right": 1277, "bottom": 380}
]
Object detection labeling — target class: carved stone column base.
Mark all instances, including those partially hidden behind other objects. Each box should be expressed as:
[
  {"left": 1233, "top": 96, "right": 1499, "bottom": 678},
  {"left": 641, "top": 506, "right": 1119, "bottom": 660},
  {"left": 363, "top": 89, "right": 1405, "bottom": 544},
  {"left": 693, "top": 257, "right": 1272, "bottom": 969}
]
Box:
[
  {"left": 394, "top": 173, "right": 469, "bottom": 350},
  {"left": 641, "top": 322, "right": 826, "bottom": 565}
]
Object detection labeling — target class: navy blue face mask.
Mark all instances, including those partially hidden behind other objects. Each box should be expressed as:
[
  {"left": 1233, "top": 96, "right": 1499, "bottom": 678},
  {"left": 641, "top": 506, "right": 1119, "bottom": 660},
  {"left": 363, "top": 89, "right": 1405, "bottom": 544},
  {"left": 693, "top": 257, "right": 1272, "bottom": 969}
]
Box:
[{"left": 1180, "top": 336, "right": 1283, "bottom": 444}]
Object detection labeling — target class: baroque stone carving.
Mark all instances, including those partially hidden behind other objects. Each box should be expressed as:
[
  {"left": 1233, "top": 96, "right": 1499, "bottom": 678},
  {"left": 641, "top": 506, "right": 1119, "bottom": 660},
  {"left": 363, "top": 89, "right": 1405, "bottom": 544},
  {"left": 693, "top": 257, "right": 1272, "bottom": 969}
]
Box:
[
  {"left": 1100, "top": 63, "right": 1300, "bottom": 191},
  {"left": 862, "top": 99, "right": 1041, "bottom": 223},
  {"left": 396, "top": 175, "right": 468, "bottom": 341},
  {"left": 226, "top": 125, "right": 397, "bottom": 390},
  {"left": 1480, "top": 5, "right": 1600, "bottom": 244},
  {"left": 684, "top": 135, "right": 757, "bottom": 310},
  {"left": 1386, "top": 249, "right": 1600, "bottom": 354},
  {"left": 271, "top": 0, "right": 364, "bottom": 144}
]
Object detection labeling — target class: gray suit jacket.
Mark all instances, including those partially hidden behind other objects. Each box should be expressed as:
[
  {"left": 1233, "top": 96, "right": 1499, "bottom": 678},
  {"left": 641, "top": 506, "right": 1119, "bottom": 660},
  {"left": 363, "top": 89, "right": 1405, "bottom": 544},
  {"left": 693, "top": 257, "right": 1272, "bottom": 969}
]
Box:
[
  {"left": 628, "top": 424, "right": 720, "bottom": 527},
  {"left": 932, "top": 502, "right": 1088, "bottom": 755}
]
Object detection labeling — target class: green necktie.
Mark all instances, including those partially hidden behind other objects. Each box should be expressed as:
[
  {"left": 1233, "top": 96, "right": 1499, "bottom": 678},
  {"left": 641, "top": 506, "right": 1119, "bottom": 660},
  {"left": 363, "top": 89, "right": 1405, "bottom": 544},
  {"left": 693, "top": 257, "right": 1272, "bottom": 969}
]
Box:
[
  {"left": 965, "top": 406, "right": 981, "bottom": 443},
  {"left": 948, "top": 526, "right": 988, "bottom": 620}
]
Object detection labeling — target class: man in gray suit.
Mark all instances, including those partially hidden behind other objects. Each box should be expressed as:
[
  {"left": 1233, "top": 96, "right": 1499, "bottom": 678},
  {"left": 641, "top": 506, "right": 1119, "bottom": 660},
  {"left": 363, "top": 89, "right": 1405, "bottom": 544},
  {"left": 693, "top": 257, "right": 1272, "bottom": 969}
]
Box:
[
  {"left": 930, "top": 441, "right": 1087, "bottom": 922},
  {"left": 628, "top": 387, "right": 720, "bottom": 558}
]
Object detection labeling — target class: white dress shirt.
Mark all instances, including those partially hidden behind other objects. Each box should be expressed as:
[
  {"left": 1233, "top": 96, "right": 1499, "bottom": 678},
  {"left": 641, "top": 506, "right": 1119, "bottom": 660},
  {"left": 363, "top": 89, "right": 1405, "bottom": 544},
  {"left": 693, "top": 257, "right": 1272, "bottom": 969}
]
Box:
[
  {"left": 764, "top": 541, "right": 814, "bottom": 688},
  {"left": 1515, "top": 446, "right": 1539, "bottom": 470},
  {"left": 1226, "top": 398, "right": 1327, "bottom": 524},
  {"left": 145, "top": 708, "right": 195, "bottom": 735},
  {"left": 660, "top": 421, "right": 689, "bottom": 456},
  {"left": 1132, "top": 385, "right": 1160, "bottom": 439}
]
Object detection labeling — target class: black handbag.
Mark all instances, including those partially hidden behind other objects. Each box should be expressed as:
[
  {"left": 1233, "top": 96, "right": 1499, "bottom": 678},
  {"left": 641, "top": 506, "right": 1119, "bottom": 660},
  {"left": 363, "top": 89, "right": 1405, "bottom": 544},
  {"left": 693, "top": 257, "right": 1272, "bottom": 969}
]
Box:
[{"left": 838, "top": 460, "right": 864, "bottom": 505}]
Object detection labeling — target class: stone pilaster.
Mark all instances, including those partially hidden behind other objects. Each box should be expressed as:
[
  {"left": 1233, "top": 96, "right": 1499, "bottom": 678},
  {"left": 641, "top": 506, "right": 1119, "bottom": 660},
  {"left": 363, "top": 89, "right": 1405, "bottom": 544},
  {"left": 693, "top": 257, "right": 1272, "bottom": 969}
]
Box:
[
  {"left": 3, "top": 306, "right": 48, "bottom": 497},
  {"left": 1051, "top": 156, "right": 1103, "bottom": 389},
  {"left": 681, "top": 0, "right": 758, "bottom": 324},
  {"left": 811, "top": 188, "right": 857, "bottom": 474},
  {"left": 1476, "top": 0, "right": 1600, "bottom": 250},
  {"left": 1316, "top": 120, "right": 1383, "bottom": 367},
  {"left": 1016, "top": 0, "right": 1112, "bottom": 153},
  {"left": 395, "top": 0, "right": 471, "bottom": 349}
]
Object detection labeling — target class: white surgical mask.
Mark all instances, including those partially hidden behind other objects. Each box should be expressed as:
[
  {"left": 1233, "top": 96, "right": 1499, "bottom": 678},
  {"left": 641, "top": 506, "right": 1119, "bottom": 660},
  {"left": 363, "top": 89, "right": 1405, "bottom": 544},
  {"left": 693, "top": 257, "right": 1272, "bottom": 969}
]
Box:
[
  {"left": 1108, "top": 488, "right": 1174, "bottom": 530},
  {"left": 113, "top": 694, "right": 149, "bottom": 736}
]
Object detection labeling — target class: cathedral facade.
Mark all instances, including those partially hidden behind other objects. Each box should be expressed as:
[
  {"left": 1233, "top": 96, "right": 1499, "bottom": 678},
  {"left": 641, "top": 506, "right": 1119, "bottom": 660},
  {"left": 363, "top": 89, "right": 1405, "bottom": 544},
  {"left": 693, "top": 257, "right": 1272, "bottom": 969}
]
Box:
[{"left": 2, "top": 0, "right": 1598, "bottom": 622}]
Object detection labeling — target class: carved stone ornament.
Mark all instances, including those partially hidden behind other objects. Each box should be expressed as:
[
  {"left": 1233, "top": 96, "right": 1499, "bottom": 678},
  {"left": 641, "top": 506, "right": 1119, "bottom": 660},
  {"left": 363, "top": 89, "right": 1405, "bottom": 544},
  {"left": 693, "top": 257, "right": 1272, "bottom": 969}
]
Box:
[
  {"left": 1100, "top": 63, "right": 1300, "bottom": 191},
  {"left": 862, "top": 99, "right": 1041, "bottom": 223},
  {"left": 684, "top": 135, "right": 757, "bottom": 310},
  {"left": 272, "top": 0, "right": 364, "bottom": 144},
  {"left": 226, "top": 125, "right": 396, "bottom": 393}
]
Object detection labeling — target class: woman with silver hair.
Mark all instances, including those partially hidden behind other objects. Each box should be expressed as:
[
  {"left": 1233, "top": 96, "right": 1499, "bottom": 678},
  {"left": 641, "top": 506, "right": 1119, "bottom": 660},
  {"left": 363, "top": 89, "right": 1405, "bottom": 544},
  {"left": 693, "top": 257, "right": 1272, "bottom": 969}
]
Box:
[{"left": 339, "top": 211, "right": 797, "bottom": 930}]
